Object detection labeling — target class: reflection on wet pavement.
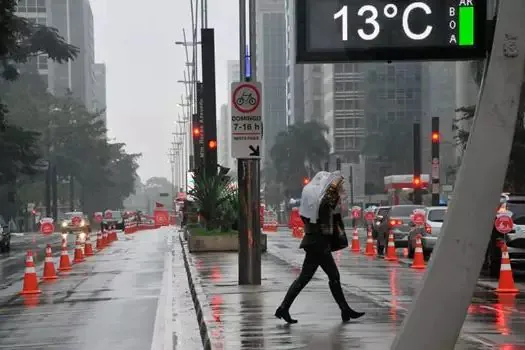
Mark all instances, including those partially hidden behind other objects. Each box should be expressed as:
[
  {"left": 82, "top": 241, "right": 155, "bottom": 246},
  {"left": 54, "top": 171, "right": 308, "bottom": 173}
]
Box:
[
  {"left": 183, "top": 234, "right": 489, "bottom": 349},
  {"left": 268, "top": 232, "right": 525, "bottom": 349}
]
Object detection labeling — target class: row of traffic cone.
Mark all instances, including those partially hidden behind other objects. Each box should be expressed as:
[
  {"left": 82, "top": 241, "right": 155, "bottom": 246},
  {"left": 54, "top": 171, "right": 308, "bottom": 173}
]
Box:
[
  {"left": 21, "top": 229, "right": 119, "bottom": 295},
  {"left": 350, "top": 227, "right": 519, "bottom": 295}
]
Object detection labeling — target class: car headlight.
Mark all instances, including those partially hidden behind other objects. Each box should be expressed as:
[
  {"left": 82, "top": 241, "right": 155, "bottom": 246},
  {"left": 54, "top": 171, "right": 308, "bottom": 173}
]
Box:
[
  {"left": 80, "top": 220, "right": 85, "bottom": 226},
  {"left": 62, "top": 222, "right": 67, "bottom": 227}
]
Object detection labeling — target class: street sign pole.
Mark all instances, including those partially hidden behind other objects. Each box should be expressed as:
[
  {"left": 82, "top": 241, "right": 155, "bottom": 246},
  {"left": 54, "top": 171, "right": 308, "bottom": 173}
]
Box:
[
  {"left": 237, "top": 0, "right": 261, "bottom": 285},
  {"left": 392, "top": 1, "right": 525, "bottom": 348}
]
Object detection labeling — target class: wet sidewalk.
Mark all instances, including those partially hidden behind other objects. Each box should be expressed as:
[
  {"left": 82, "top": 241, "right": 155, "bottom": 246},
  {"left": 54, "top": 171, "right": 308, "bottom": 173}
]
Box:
[
  {"left": 180, "top": 233, "right": 489, "bottom": 349},
  {"left": 268, "top": 232, "right": 525, "bottom": 348}
]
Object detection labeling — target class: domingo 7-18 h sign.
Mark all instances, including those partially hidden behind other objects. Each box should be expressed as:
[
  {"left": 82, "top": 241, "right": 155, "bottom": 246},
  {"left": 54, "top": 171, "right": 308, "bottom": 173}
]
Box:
[
  {"left": 295, "top": 0, "right": 486, "bottom": 62},
  {"left": 230, "top": 82, "right": 263, "bottom": 159}
]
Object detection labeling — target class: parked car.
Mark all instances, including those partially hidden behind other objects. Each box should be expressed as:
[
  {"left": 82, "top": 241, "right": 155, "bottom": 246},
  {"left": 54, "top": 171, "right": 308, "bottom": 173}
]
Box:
[
  {"left": 102, "top": 210, "right": 124, "bottom": 230},
  {"left": 0, "top": 215, "right": 11, "bottom": 253},
  {"left": 482, "top": 193, "right": 525, "bottom": 277},
  {"left": 376, "top": 205, "right": 425, "bottom": 248},
  {"left": 407, "top": 206, "right": 447, "bottom": 259}
]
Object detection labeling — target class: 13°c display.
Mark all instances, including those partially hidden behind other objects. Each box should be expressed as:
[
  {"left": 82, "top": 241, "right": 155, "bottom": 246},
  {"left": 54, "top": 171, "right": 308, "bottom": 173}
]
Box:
[{"left": 296, "top": 0, "right": 487, "bottom": 63}]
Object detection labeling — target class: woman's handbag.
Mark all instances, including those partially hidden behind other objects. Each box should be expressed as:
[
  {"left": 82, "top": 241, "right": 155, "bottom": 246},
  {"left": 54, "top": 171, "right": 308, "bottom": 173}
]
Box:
[{"left": 331, "top": 213, "right": 348, "bottom": 252}]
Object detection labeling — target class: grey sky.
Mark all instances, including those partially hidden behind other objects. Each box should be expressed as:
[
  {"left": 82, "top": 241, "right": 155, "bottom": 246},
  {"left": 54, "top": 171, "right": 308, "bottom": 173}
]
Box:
[{"left": 89, "top": 0, "right": 239, "bottom": 182}]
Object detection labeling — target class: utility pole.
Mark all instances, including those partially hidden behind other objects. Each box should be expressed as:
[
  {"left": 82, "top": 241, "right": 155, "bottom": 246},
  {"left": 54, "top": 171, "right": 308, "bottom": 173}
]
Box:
[
  {"left": 201, "top": 28, "right": 218, "bottom": 175},
  {"left": 412, "top": 122, "right": 422, "bottom": 205},
  {"left": 349, "top": 165, "right": 354, "bottom": 206},
  {"left": 237, "top": 0, "right": 261, "bottom": 285}
]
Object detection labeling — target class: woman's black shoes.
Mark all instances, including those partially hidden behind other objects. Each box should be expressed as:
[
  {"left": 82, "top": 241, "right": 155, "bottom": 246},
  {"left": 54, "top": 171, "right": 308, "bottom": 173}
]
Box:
[
  {"left": 275, "top": 307, "right": 298, "bottom": 324},
  {"left": 341, "top": 308, "right": 365, "bottom": 322}
]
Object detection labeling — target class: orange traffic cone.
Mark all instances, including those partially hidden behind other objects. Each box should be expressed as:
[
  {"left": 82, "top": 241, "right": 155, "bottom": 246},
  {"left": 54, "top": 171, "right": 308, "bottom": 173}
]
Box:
[
  {"left": 103, "top": 231, "right": 109, "bottom": 246},
  {"left": 73, "top": 237, "right": 85, "bottom": 263},
  {"left": 84, "top": 233, "right": 94, "bottom": 256},
  {"left": 495, "top": 243, "right": 519, "bottom": 294},
  {"left": 364, "top": 230, "right": 375, "bottom": 256},
  {"left": 96, "top": 231, "right": 103, "bottom": 250},
  {"left": 112, "top": 228, "right": 118, "bottom": 241},
  {"left": 350, "top": 228, "right": 360, "bottom": 252},
  {"left": 411, "top": 235, "right": 426, "bottom": 269},
  {"left": 42, "top": 244, "right": 57, "bottom": 280},
  {"left": 385, "top": 232, "right": 398, "bottom": 262},
  {"left": 373, "top": 240, "right": 378, "bottom": 256},
  {"left": 58, "top": 238, "right": 72, "bottom": 272},
  {"left": 21, "top": 250, "right": 41, "bottom": 295}
]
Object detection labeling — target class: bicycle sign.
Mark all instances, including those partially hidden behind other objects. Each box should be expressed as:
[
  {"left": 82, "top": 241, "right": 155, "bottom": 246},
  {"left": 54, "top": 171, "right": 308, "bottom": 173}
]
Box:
[
  {"left": 232, "top": 83, "right": 261, "bottom": 114},
  {"left": 231, "top": 81, "right": 263, "bottom": 159}
]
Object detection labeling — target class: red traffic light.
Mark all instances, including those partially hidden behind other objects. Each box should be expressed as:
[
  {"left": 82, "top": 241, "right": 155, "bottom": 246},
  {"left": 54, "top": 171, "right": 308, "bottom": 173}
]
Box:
[
  {"left": 303, "top": 177, "right": 310, "bottom": 185},
  {"left": 413, "top": 176, "right": 421, "bottom": 187},
  {"left": 192, "top": 127, "right": 201, "bottom": 137},
  {"left": 431, "top": 132, "right": 440, "bottom": 143},
  {"left": 208, "top": 139, "right": 217, "bottom": 149}
]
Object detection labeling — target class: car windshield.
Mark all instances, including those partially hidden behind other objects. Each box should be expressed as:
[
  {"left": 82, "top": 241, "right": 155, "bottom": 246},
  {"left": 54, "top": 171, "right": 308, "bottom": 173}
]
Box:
[
  {"left": 506, "top": 201, "right": 525, "bottom": 224},
  {"left": 390, "top": 206, "right": 425, "bottom": 217},
  {"left": 377, "top": 208, "right": 390, "bottom": 217},
  {"left": 427, "top": 208, "right": 447, "bottom": 222},
  {"left": 64, "top": 212, "right": 83, "bottom": 219}
]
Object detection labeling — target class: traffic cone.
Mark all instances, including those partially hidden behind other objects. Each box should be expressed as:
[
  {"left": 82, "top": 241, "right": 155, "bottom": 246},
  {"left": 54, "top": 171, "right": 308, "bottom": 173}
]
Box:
[
  {"left": 385, "top": 232, "right": 399, "bottom": 262},
  {"left": 84, "top": 233, "right": 94, "bottom": 256},
  {"left": 58, "top": 238, "right": 72, "bottom": 272},
  {"left": 21, "top": 250, "right": 41, "bottom": 295},
  {"left": 42, "top": 244, "right": 57, "bottom": 281},
  {"left": 373, "top": 240, "right": 378, "bottom": 256},
  {"left": 364, "top": 230, "right": 375, "bottom": 256},
  {"left": 96, "top": 231, "right": 103, "bottom": 250},
  {"left": 350, "top": 228, "right": 360, "bottom": 252},
  {"left": 73, "top": 237, "right": 85, "bottom": 263},
  {"left": 411, "top": 235, "right": 426, "bottom": 269},
  {"left": 495, "top": 243, "right": 519, "bottom": 294},
  {"left": 102, "top": 230, "right": 109, "bottom": 246},
  {"left": 112, "top": 228, "right": 118, "bottom": 241}
]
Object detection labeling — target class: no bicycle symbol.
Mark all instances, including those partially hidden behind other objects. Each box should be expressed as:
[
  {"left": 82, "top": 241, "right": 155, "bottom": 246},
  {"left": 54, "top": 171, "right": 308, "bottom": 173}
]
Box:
[{"left": 232, "top": 83, "right": 260, "bottom": 114}]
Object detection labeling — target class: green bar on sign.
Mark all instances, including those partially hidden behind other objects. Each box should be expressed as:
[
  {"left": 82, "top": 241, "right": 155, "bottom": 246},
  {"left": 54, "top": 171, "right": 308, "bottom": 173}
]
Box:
[{"left": 459, "top": 6, "right": 474, "bottom": 46}]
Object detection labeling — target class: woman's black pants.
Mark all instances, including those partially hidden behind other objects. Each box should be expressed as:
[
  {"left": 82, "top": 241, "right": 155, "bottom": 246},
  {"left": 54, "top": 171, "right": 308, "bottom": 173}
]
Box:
[{"left": 278, "top": 247, "right": 350, "bottom": 311}]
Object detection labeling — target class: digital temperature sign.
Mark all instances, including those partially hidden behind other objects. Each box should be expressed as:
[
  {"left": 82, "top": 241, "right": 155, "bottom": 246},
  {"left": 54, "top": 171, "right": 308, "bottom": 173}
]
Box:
[{"left": 296, "top": 0, "right": 487, "bottom": 62}]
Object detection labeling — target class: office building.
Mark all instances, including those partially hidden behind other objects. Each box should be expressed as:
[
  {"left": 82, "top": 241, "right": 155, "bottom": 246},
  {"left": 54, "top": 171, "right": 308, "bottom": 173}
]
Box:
[
  {"left": 16, "top": 0, "right": 96, "bottom": 111},
  {"left": 93, "top": 63, "right": 106, "bottom": 125},
  {"left": 322, "top": 63, "right": 366, "bottom": 165},
  {"left": 256, "top": 0, "right": 287, "bottom": 161}
]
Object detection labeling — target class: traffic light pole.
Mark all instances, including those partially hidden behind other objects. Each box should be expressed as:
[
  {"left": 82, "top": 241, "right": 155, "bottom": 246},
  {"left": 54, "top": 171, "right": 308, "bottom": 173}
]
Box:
[
  {"left": 237, "top": 0, "right": 261, "bottom": 285},
  {"left": 431, "top": 117, "right": 440, "bottom": 206},
  {"left": 413, "top": 122, "right": 422, "bottom": 205},
  {"left": 201, "top": 28, "right": 218, "bottom": 174},
  {"left": 392, "top": 2, "right": 525, "bottom": 348}
]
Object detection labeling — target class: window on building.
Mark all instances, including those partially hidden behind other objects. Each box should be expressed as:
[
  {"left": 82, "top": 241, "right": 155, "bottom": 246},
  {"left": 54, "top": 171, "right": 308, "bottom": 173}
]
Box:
[
  {"left": 387, "top": 112, "right": 396, "bottom": 122},
  {"left": 345, "top": 119, "right": 354, "bottom": 128},
  {"left": 335, "top": 100, "right": 344, "bottom": 110},
  {"left": 335, "top": 119, "right": 345, "bottom": 128},
  {"left": 334, "top": 64, "right": 343, "bottom": 73},
  {"left": 335, "top": 137, "right": 344, "bottom": 150},
  {"left": 335, "top": 82, "right": 345, "bottom": 91}
]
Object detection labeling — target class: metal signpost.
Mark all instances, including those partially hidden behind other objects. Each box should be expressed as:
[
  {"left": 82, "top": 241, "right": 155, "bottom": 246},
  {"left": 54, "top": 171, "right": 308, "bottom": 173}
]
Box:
[
  {"left": 237, "top": 0, "right": 261, "bottom": 285},
  {"left": 294, "top": 0, "right": 525, "bottom": 348}
]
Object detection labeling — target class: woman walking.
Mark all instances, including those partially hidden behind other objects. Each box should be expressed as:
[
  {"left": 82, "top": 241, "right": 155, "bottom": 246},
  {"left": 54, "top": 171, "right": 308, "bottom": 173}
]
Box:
[{"left": 275, "top": 171, "right": 365, "bottom": 324}]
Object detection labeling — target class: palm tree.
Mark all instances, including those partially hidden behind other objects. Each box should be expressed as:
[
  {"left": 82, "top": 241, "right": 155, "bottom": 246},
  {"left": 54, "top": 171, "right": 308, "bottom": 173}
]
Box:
[{"left": 270, "top": 121, "right": 330, "bottom": 198}]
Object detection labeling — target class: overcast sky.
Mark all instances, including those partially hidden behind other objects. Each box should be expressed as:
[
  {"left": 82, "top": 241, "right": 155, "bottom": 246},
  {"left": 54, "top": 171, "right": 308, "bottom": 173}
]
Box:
[{"left": 89, "top": 0, "right": 239, "bottom": 182}]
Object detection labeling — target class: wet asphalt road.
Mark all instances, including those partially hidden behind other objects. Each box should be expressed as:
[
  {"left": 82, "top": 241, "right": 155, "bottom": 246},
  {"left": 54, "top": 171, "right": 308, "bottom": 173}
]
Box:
[
  {"left": 266, "top": 229, "right": 525, "bottom": 348},
  {"left": 0, "top": 227, "right": 202, "bottom": 350}
]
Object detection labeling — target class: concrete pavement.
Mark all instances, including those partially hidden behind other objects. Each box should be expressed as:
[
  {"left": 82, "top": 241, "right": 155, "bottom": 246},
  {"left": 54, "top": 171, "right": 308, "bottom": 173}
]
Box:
[{"left": 180, "top": 230, "right": 503, "bottom": 349}]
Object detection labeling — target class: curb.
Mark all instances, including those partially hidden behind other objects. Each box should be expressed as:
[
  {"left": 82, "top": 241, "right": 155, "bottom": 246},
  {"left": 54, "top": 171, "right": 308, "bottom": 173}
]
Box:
[{"left": 179, "top": 234, "right": 213, "bottom": 350}]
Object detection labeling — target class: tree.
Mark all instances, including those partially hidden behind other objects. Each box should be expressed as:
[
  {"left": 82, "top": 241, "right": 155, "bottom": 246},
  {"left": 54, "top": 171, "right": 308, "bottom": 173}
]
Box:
[
  {"left": 270, "top": 121, "right": 330, "bottom": 198},
  {"left": 453, "top": 60, "right": 525, "bottom": 192}
]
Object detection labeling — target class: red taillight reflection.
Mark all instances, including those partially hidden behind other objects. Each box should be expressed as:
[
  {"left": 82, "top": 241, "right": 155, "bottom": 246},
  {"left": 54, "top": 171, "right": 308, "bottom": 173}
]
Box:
[
  {"left": 389, "top": 219, "right": 403, "bottom": 227},
  {"left": 425, "top": 224, "right": 432, "bottom": 234}
]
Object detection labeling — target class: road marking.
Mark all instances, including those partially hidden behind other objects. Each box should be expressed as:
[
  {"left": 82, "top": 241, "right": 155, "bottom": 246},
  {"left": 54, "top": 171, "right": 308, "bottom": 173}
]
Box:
[{"left": 150, "top": 231, "right": 174, "bottom": 350}]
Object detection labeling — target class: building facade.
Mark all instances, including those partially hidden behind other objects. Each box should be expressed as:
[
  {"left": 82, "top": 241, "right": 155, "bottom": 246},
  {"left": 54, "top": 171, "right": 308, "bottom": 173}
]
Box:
[
  {"left": 17, "top": 0, "right": 95, "bottom": 111},
  {"left": 218, "top": 104, "right": 229, "bottom": 167},
  {"left": 93, "top": 63, "right": 107, "bottom": 125},
  {"left": 225, "top": 60, "right": 241, "bottom": 170},
  {"left": 256, "top": 0, "right": 287, "bottom": 161}
]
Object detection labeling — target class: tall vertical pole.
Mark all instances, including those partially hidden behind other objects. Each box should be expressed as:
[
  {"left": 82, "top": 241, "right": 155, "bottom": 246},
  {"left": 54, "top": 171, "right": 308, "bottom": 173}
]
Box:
[
  {"left": 413, "top": 122, "right": 422, "bottom": 205},
  {"left": 201, "top": 28, "right": 218, "bottom": 175},
  {"left": 349, "top": 165, "right": 354, "bottom": 206},
  {"left": 51, "top": 164, "right": 58, "bottom": 221},
  {"left": 69, "top": 175, "right": 75, "bottom": 211},
  {"left": 238, "top": 0, "right": 261, "bottom": 285},
  {"left": 431, "top": 117, "right": 440, "bottom": 206},
  {"left": 392, "top": 1, "right": 525, "bottom": 348}
]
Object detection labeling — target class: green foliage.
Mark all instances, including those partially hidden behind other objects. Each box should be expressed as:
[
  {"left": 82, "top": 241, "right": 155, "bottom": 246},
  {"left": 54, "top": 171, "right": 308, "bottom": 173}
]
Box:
[
  {"left": 270, "top": 121, "right": 330, "bottom": 198},
  {"left": 189, "top": 165, "right": 233, "bottom": 230}
]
